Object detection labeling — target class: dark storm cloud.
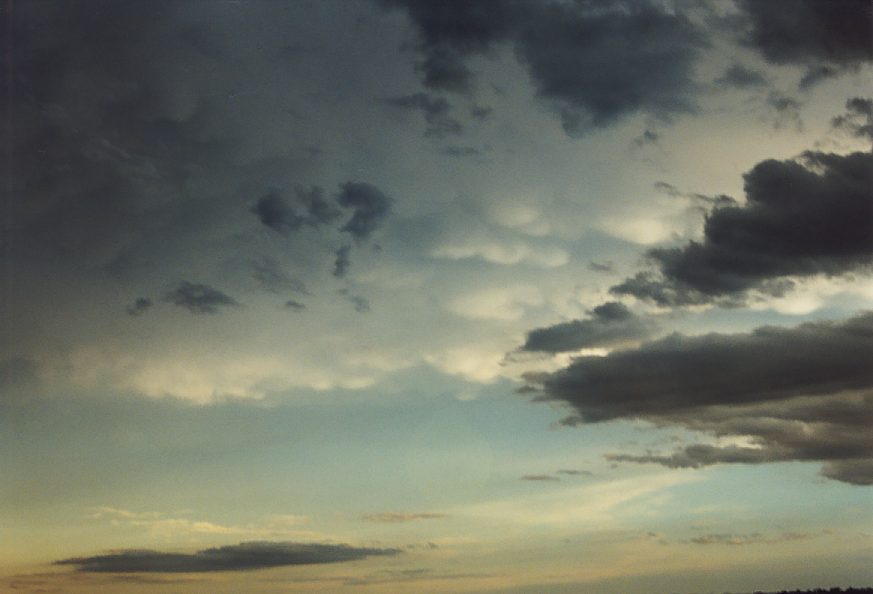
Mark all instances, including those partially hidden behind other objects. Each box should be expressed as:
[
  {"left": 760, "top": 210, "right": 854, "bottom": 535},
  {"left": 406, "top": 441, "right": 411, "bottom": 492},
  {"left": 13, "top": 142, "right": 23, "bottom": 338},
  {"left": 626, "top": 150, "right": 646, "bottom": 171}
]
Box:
[
  {"left": 333, "top": 245, "right": 352, "bottom": 278},
  {"left": 126, "top": 297, "right": 153, "bottom": 316},
  {"left": 56, "top": 541, "right": 400, "bottom": 573},
  {"left": 164, "top": 282, "right": 240, "bottom": 314},
  {"left": 714, "top": 64, "right": 767, "bottom": 89},
  {"left": 337, "top": 182, "right": 393, "bottom": 242},
  {"left": 387, "top": 93, "right": 463, "bottom": 137},
  {"left": 527, "top": 313, "right": 873, "bottom": 485},
  {"left": 536, "top": 312, "right": 873, "bottom": 422},
  {"left": 736, "top": 0, "right": 873, "bottom": 86},
  {"left": 831, "top": 97, "right": 873, "bottom": 141},
  {"left": 381, "top": 0, "right": 706, "bottom": 134},
  {"left": 612, "top": 151, "right": 873, "bottom": 306},
  {"left": 522, "top": 302, "right": 656, "bottom": 353}
]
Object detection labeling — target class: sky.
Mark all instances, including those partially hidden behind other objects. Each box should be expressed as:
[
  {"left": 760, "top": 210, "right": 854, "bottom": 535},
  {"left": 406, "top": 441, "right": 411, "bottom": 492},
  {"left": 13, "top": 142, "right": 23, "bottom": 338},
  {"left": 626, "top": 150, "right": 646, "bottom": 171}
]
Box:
[{"left": 1, "top": 0, "right": 872, "bottom": 592}]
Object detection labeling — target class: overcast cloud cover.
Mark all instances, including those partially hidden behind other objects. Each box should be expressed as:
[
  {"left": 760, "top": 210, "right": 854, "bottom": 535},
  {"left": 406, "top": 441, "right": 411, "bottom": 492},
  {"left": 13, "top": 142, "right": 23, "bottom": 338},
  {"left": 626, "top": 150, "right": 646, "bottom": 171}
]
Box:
[{"left": 1, "top": 0, "right": 872, "bottom": 592}]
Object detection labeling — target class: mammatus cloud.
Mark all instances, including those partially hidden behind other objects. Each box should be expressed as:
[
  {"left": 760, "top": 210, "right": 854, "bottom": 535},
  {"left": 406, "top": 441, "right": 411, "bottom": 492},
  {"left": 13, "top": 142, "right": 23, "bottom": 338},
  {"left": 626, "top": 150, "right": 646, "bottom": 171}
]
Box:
[
  {"left": 522, "top": 302, "right": 657, "bottom": 353},
  {"left": 525, "top": 312, "right": 873, "bottom": 485},
  {"left": 380, "top": 0, "right": 706, "bottom": 135},
  {"left": 612, "top": 151, "right": 873, "bottom": 306},
  {"left": 362, "top": 512, "right": 447, "bottom": 523},
  {"left": 736, "top": 0, "right": 873, "bottom": 88},
  {"left": 56, "top": 542, "right": 401, "bottom": 573},
  {"left": 164, "top": 282, "right": 240, "bottom": 314}
]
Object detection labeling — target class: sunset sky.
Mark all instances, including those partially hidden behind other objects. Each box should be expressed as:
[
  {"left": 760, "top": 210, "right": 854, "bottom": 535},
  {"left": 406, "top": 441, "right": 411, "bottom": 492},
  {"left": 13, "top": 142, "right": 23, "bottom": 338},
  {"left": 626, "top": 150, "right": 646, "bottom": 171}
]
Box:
[{"left": 1, "top": 1, "right": 872, "bottom": 592}]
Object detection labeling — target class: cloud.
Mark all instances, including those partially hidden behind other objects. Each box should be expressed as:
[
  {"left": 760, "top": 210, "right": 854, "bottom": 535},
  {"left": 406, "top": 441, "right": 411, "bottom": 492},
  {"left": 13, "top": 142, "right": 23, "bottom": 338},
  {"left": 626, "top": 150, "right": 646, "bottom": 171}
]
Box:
[
  {"left": 611, "top": 151, "right": 873, "bottom": 306},
  {"left": 126, "top": 297, "right": 153, "bottom": 316},
  {"left": 164, "top": 282, "right": 240, "bottom": 314},
  {"left": 362, "top": 512, "right": 448, "bottom": 523},
  {"left": 520, "top": 474, "right": 560, "bottom": 482},
  {"left": 736, "top": 0, "right": 873, "bottom": 86},
  {"left": 337, "top": 182, "right": 393, "bottom": 242},
  {"left": 588, "top": 261, "right": 615, "bottom": 273},
  {"left": 831, "top": 97, "right": 873, "bottom": 141},
  {"left": 333, "top": 245, "right": 352, "bottom": 278},
  {"left": 252, "top": 258, "right": 308, "bottom": 294},
  {"left": 522, "top": 302, "right": 657, "bottom": 353},
  {"left": 714, "top": 63, "right": 768, "bottom": 89},
  {"left": 339, "top": 289, "right": 371, "bottom": 314},
  {"left": 527, "top": 312, "right": 873, "bottom": 484},
  {"left": 381, "top": 0, "right": 707, "bottom": 134},
  {"left": 556, "top": 469, "right": 592, "bottom": 476},
  {"left": 688, "top": 531, "right": 815, "bottom": 546},
  {"left": 251, "top": 187, "right": 341, "bottom": 236},
  {"left": 56, "top": 541, "right": 401, "bottom": 573},
  {"left": 387, "top": 93, "right": 463, "bottom": 138},
  {"left": 284, "top": 300, "right": 306, "bottom": 312}
]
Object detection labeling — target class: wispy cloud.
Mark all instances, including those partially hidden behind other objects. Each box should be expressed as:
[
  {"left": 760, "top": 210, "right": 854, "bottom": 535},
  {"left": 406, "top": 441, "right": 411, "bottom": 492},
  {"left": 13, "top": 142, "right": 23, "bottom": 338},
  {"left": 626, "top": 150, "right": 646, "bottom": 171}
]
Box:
[{"left": 362, "top": 512, "right": 448, "bottom": 523}]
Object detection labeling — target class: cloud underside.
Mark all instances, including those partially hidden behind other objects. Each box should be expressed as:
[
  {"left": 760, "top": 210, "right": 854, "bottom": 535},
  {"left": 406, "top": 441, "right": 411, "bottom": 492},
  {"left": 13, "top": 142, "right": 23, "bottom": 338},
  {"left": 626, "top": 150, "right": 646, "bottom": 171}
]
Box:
[
  {"left": 522, "top": 302, "right": 656, "bottom": 353},
  {"left": 56, "top": 542, "right": 400, "bottom": 573},
  {"left": 382, "top": 0, "right": 705, "bottom": 134},
  {"left": 611, "top": 151, "right": 873, "bottom": 306},
  {"left": 526, "top": 312, "right": 873, "bottom": 485}
]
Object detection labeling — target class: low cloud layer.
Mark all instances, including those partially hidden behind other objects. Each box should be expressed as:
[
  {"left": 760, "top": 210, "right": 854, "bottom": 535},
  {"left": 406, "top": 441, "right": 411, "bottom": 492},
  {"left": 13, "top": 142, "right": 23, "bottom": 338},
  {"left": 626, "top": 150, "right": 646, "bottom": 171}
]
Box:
[
  {"left": 522, "top": 302, "right": 656, "bottom": 353},
  {"left": 612, "top": 151, "right": 873, "bottom": 306},
  {"left": 527, "top": 312, "right": 873, "bottom": 485},
  {"left": 56, "top": 541, "right": 400, "bottom": 573},
  {"left": 362, "top": 512, "right": 447, "bottom": 523}
]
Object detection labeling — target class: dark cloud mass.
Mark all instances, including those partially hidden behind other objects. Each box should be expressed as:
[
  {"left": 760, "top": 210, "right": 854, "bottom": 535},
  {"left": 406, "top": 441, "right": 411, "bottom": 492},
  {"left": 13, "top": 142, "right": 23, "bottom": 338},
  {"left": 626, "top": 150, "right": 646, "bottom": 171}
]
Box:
[
  {"left": 337, "top": 182, "right": 393, "bottom": 241},
  {"left": 612, "top": 151, "right": 873, "bottom": 306},
  {"left": 381, "top": 0, "right": 706, "bottom": 134},
  {"left": 126, "top": 297, "right": 153, "bottom": 316},
  {"left": 528, "top": 312, "right": 873, "bottom": 484},
  {"left": 714, "top": 64, "right": 767, "bottom": 89},
  {"left": 164, "top": 282, "right": 240, "bottom": 314},
  {"left": 737, "top": 0, "right": 873, "bottom": 77},
  {"left": 251, "top": 187, "right": 341, "bottom": 236},
  {"left": 831, "top": 97, "right": 873, "bottom": 141},
  {"left": 522, "top": 302, "right": 656, "bottom": 353},
  {"left": 56, "top": 542, "right": 400, "bottom": 573}
]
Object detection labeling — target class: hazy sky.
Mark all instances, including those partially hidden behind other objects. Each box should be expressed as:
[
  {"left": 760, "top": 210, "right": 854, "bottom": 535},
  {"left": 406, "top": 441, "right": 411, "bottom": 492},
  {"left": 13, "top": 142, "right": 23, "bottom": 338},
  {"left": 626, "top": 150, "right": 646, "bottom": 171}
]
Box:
[{"left": 1, "top": 1, "right": 872, "bottom": 592}]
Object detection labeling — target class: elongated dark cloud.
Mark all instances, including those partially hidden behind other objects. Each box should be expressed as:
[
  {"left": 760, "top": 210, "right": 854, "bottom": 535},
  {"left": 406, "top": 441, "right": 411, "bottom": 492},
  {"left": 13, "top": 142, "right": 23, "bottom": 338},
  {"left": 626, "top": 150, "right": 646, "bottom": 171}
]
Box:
[
  {"left": 56, "top": 541, "right": 400, "bottom": 573},
  {"left": 387, "top": 93, "right": 463, "bottom": 138},
  {"left": 164, "top": 282, "right": 240, "bottom": 314},
  {"left": 612, "top": 151, "right": 873, "bottom": 306},
  {"left": 737, "top": 0, "right": 873, "bottom": 87},
  {"left": 522, "top": 302, "right": 656, "bottom": 353},
  {"left": 362, "top": 512, "right": 447, "bottom": 523},
  {"left": 333, "top": 245, "right": 352, "bottom": 278},
  {"left": 520, "top": 474, "right": 559, "bottom": 482},
  {"left": 381, "top": 0, "right": 706, "bottom": 134},
  {"left": 337, "top": 182, "right": 393, "bottom": 241},
  {"left": 527, "top": 312, "right": 873, "bottom": 484}
]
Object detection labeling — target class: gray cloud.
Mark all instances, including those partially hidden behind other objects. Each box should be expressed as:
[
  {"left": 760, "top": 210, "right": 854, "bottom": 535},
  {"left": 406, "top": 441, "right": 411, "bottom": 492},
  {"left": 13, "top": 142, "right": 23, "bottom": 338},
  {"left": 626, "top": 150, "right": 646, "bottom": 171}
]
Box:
[
  {"left": 381, "top": 0, "right": 707, "bottom": 135},
  {"left": 736, "top": 0, "right": 873, "bottom": 87},
  {"left": 831, "top": 97, "right": 873, "bottom": 141},
  {"left": 56, "top": 541, "right": 400, "bottom": 573},
  {"left": 126, "top": 297, "right": 153, "bottom": 316},
  {"left": 612, "top": 151, "right": 873, "bottom": 306},
  {"left": 588, "top": 261, "right": 615, "bottom": 273},
  {"left": 688, "top": 532, "right": 814, "bottom": 546},
  {"left": 333, "top": 245, "right": 352, "bottom": 278},
  {"left": 556, "top": 469, "right": 592, "bottom": 476},
  {"left": 339, "top": 289, "right": 371, "bottom": 314},
  {"left": 362, "top": 512, "right": 448, "bottom": 523},
  {"left": 522, "top": 302, "right": 657, "bottom": 353},
  {"left": 284, "top": 299, "right": 306, "bottom": 312},
  {"left": 527, "top": 313, "right": 873, "bottom": 484},
  {"left": 520, "top": 474, "right": 559, "bottom": 482},
  {"left": 714, "top": 64, "right": 767, "bottom": 89},
  {"left": 251, "top": 187, "right": 341, "bottom": 236},
  {"left": 387, "top": 93, "right": 463, "bottom": 138},
  {"left": 337, "top": 182, "right": 393, "bottom": 242},
  {"left": 164, "top": 282, "right": 240, "bottom": 314}
]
